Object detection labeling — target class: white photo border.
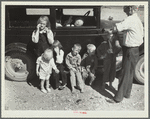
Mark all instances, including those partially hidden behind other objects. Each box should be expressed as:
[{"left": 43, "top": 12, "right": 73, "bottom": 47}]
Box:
[{"left": 1, "top": 1, "right": 149, "bottom": 118}]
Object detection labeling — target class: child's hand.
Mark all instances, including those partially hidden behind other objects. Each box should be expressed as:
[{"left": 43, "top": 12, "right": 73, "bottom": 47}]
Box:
[
  {"left": 90, "top": 73, "right": 96, "bottom": 79},
  {"left": 71, "top": 68, "right": 77, "bottom": 73},
  {"left": 54, "top": 47, "right": 59, "bottom": 54},
  {"left": 45, "top": 27, "right": 50, "bottom": 33},
  {"left": 55, "top": 69, "right": 60, "bottom": 74},
  {"left": 107, "top": 49, "right": 113, "bottom": 54},
  {"left": 77, "top": 66, "right": 82, "bottom": 72},
  {"left": 37, "top": 24, "right": 41, "bottom": 30},
  {"left": 86, "top": 65, "right": 91, "bottom": 72},
  {"left": 91, "top": 69, "right": 95, "bottom": 74},
  {"left": 36, "top": 71, "right": 39, "bottom": 76}
]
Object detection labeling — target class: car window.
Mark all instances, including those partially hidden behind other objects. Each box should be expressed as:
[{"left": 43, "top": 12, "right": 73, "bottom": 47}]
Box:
[
  {"left": 8, "top": 8, "right": 50, "bottom": 28},
  {"left": 26, "top": 8, "right": 50, "bottom": 15},
  {"left": 56, "top": 8, "right": 97, "bottom": 28},
  {"left": 63, "top": 9, "right": 93, "bottom": 16}
]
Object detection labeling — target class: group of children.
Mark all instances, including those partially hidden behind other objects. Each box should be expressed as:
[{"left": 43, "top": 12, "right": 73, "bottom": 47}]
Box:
[{"left": 32, "top": 15, "right": 121, "bottom": 94}]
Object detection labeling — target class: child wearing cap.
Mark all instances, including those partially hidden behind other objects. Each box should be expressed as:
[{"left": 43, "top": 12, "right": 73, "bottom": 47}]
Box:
[
  {"left": 97, "top": 33, "right": 121, "bottom": 90},
  {"left": 65, "top": 44, "right": 84, "bottom": 93},
  {"left": 81, "top": 44, "right": 98, "bottom": 85},
  {"left": 36, "top": 48, "right": 59, "bottom": 93}
]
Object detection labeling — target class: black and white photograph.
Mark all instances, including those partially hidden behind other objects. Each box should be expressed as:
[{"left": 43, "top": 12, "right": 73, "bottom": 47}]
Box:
[{"left": 1, "top": 1, "right": 149, "bottom": 118}]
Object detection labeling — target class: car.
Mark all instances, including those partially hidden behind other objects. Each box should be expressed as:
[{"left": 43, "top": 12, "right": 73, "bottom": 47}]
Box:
[{"left": 5, "top": 5, "right": 144, "bottom": 84}]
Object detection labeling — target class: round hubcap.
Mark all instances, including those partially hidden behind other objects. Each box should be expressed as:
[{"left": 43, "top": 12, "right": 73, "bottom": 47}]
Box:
[{"left": 5, "top": 57, "right": 29, "bottom": 79}]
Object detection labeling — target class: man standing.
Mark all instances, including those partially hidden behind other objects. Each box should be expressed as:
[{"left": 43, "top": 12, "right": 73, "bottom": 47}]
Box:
[{"left": 107, "top": 6, "right": 144, "bottom": 103}]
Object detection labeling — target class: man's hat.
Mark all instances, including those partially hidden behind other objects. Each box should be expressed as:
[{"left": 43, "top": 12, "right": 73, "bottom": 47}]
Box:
[{"left": 123, "top": 5, "right": 139, "bottom": 10}]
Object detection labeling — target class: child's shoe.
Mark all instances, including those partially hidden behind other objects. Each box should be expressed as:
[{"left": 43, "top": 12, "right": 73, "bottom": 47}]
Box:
[
  {"left": 89, "top": 79, "right": 94, "bottom": 86},
  {"left": 71, "top": 88, "right": 76, "bottom": 94},
  {"left": 59, "top": 84, "right": 66, "bottom": 90},
  {"left": 41, "top": 88, "right": 47, "bottom": 93},
  {"left": 46, "top": 88, "right": 51, "bottom": 93},
  {"left": 80, "top": 89, "right": 84, "bottom": 93}
]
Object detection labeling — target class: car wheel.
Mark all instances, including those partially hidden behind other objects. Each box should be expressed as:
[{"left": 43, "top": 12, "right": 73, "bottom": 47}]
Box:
[
  {"left": 5, "top": 50, "right": 36, "bottom": 82},
  {"left": 134, "top": 55, "right": 144, "bottom": 85},
  {"left": 116, "top": 55, "right": 123, "bottom": 72}
]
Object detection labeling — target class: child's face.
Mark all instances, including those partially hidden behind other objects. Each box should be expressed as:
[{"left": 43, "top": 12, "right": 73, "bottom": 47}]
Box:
[
  {"left": 43, "top": 51, "right": 53, "bottom": 61},
  {"left": 72, "top": 46, "right": 80, "bottom": 56},
  {"left": 40, "top": 20, "right": 47, "bottom": 30},
  {"left": 87, "top": 48, "right": 95, "bottom": 55}
]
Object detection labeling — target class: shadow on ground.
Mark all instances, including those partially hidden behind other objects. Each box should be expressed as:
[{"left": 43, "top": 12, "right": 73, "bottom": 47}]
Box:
[{"left": 87, "top": 68, "right": 117, "bottom": 100}]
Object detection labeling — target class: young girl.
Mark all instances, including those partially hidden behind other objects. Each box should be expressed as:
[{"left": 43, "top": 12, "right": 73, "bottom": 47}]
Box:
[
  {"left": 32, "top": 16, "right": 54, "bottom": 56},
  {"left": 36, "top": 48, "right": 59, "bottom": 93},
  {"left": 52, "top": 40, "right": 67, "bottom": 90}
]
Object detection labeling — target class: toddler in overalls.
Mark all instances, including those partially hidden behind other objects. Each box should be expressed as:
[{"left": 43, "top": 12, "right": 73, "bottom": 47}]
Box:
[{"left": 65, "top": 44, "right": 84, "bottom": 93}]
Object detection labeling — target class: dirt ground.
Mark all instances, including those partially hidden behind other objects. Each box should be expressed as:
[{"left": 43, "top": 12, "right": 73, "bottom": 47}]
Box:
[
  {"left": 4, "top": 6, "right": 145, "bottom": 116},
  {"left": 5, "top": 71, "right": 144, "bottom": 111}
]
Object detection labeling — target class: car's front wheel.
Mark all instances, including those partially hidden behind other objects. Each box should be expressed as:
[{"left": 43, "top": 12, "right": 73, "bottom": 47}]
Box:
[{"left": 5, "top": 50, "right": 36, "bottom": 82}]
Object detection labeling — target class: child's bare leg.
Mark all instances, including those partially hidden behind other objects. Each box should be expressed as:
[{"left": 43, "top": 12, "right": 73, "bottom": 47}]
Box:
[
  {"left": 40, "top": 79, "right": 47, "bottom": 93},
  {"left": 89, "top": 73, "right": 95, "bottom": 86},
  {"left": 70, "top": 70, "right": 76, "bottom": 93},
  {"left": 46, "top": 79, "right": 51, "bottom": 93},
  {"left": 76, "top": 71, "right": 84, "bottom": 93}
]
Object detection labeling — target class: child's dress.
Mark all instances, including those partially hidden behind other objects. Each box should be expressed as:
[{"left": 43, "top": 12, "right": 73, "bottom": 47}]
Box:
[
  {"left": 36, "top": 55, "right": 57, "bottom": 80},
  {"left": 32, "top": 30, "right": 53, "bottom": 56}
]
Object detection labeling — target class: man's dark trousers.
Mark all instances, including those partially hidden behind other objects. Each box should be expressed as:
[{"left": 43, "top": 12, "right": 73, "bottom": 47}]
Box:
[{"left": 114, "top": 46, "right": 139, "bottom": 102}]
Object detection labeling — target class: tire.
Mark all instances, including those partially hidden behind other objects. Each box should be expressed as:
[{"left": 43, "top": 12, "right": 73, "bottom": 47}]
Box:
[
  {"left": 134, "top": 55, "right": 144, "bottom": 85},
  {"left": 116, "top": 50, "right": 123, "bottom": 72},
  {"left": 116, "top": 55, "right": 123, "bottom": 72},
  {"left": 5, "top": 50, "right": 36, "bottom": 82}
]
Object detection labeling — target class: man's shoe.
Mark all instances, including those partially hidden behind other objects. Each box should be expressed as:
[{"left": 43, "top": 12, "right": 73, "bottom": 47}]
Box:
[
  {"left": 106, "top": 98, "right": 120, "bottom": 103},
  {"left": 124, "top": 95, "right": 130, "bottom": 99}
]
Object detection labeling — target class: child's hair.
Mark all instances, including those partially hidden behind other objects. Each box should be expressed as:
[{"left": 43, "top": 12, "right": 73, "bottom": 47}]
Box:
[
  {"left": 52, "top": 40, "right": 63, "bottom": 49},
  {"left": 73, "top": 44, "right": 82, "bottom": 50},
  {"left": 37, "top": 16, "right": 51, "bottom": 29},
  {"left": 43, "top": 48, "right": 53, "bottom": 57},
  {"left": 87, "top": 44, "right": 96, "bottom": 51}
]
